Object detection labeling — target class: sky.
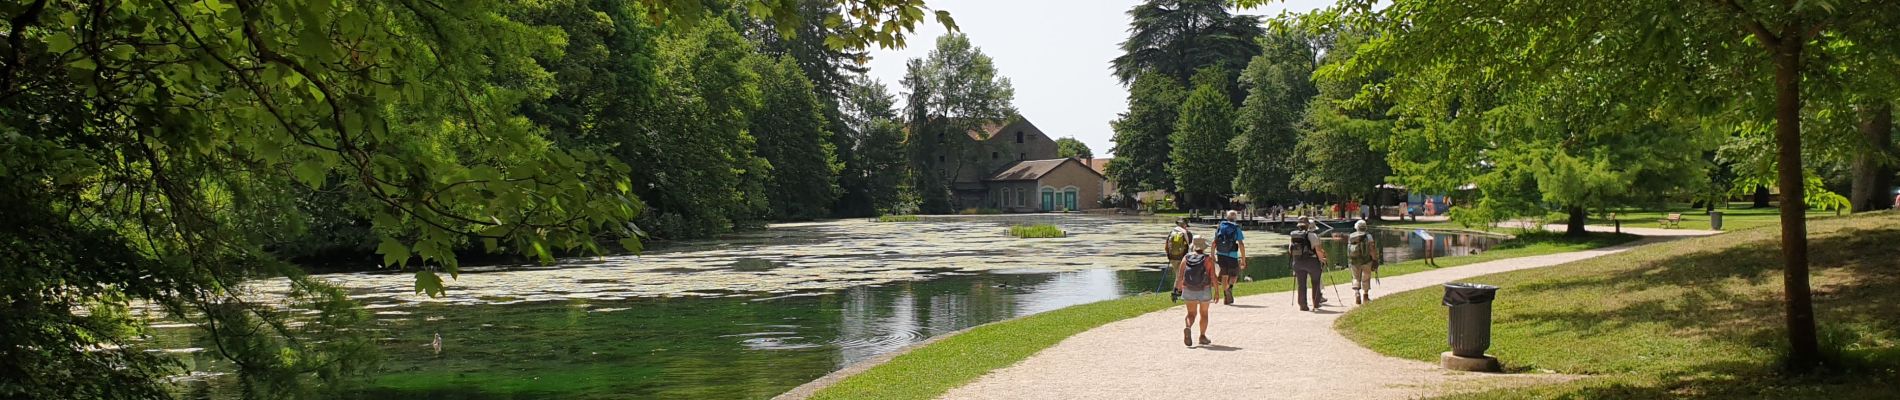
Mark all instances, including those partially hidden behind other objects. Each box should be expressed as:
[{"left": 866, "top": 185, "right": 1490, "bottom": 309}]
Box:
[{"left": 861, "top": 0, "right": 1339, "bottom": 158}]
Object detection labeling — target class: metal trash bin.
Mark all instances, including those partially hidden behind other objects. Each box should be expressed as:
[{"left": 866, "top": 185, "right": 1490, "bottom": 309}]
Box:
[
  {"left": 1709, "top": 211, "right": 1724, "bottom": 230},
  {"left": 1444, "top": 283, "right": 1500, "bottom": 358}
]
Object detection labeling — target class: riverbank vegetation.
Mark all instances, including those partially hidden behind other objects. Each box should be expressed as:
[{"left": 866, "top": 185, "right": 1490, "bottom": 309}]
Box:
[
  {"left": 1007, "top": 224, "right": 1066, "bottom": 238},
  {"left": 808, "top": 231, "right": 1637, "bottom": 399},
  {"left": 1338, "top": 212, "right": 1900, "bottom": 398},
  {"left": 876, "top": 215, "right": 922, "bottom": 222}
]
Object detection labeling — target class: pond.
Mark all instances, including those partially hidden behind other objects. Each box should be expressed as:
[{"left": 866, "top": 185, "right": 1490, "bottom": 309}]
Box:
[{"left": 148, "top": 215, "right": 1504, "bottom": 399}]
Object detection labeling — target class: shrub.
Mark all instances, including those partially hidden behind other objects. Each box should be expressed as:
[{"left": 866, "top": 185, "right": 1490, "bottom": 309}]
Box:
[{"left": 1008, "top": 224, "right": 1065, "bottom": 238}]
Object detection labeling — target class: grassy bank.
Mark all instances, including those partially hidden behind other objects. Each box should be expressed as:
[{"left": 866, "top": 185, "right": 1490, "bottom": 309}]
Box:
[
  {"left": 1549, "top": 202, "right": 1788, "bottom": 231},
  {"left": 806, "top": 231, "right": 1637, "bottom": 400},
  {"left": 876, "top": 215, "right": 920, "bottom": 222},
  {"left": 1007, "top": 224, "right": 1065, "bottom": 238},
  {"left": 1338, "top": 211, "right": 1900, "bottom": 399}
]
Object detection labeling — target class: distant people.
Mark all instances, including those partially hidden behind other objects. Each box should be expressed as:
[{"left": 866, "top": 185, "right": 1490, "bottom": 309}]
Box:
[
  {"left": 1347, "top": 220, "right": 1383, "bottom": 304},
  {"left": 1893, "top": 192, "right": 1899, "bottom": 210},
  {"left": 1163, "top": 219, "right": 1195, "bottom": 302},
  {"left": 1213, "top": 210, "right": 1248, "bottom": 305},
  {"left": 1288, "top": 217, "right": 1329, "bottom": 311},
  {"left": 1176, "top": 238, "right": 1218, "bottom": 347}
]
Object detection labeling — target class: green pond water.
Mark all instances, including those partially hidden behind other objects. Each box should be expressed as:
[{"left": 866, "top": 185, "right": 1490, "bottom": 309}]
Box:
[{"left": 146, "top": 215, "right": 1501, "bottom": 399}]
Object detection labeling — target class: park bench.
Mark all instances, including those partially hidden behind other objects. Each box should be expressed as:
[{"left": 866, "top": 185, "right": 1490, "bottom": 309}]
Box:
[{"left": 1659, "top": 213, "right": 1682, "bottom": 229}]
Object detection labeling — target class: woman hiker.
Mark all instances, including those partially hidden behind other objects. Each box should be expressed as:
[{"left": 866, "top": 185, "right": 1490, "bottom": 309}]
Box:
[
  {"left": 1288, "top": 217, "right": 1330, "bottom": 311},
  {"left": 1162, "top": 219, "right": 1194, "bottom": 302},
  {"left": 1176, "top": 238, "right": 1218, "bottom": 347}
]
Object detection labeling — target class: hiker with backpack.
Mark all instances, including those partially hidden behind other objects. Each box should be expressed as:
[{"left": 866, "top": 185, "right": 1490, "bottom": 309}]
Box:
[
  {"left": 1212, "top": 210, "right": 1248, "bottom": 305},
  {"left": 1162, "top": 219, "right": 1195, "bottom": 302},
  {"left": 1346, "top": 220, "right": 1383, "bottom": 304},
  {"left": 1288, "top": 217, "right": 1330, "bottom": 311},
  {"left": 1176, "top": 238, "right": 1219, "bottom": 347}
]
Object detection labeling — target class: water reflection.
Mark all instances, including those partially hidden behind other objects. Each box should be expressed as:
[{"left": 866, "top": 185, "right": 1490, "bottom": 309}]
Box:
[{"left": 147, "top": 216, "right": 1503, "bottom": 399}]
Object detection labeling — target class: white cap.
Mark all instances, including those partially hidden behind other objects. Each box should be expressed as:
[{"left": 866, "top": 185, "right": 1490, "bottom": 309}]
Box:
[{"left": 1354, "top": 220, "right": 1368, "bottom": 231}]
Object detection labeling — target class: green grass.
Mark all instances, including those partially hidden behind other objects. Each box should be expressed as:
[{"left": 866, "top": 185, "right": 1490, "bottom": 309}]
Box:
[
  {"left": 1338, "top": 211, "right": 1900, "bottom": 399},
  {"left": 875, "top": 215, "right": 920, "bottom": 222},
  {"left": 1555, "top": 202, "right": 1789, "bottom": 231},
  {"left": 807, "top": 231, "right": 1638, "bottom": 400},
  {"left": 958, "top": 208, "right": 1002, "bottom": 215},
  {"left": 1373, "top": 218, "right": 1503, "bottom": 233},
  {"left": 1006, "top": 224, "right": 1066, "bottom": 238}
]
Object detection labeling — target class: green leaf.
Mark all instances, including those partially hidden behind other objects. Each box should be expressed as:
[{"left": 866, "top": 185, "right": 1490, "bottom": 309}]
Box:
[
  {"left": 378, "top": 237, "right": 410, "bottom": 267},
  {"left": 619, "top": 238, "right": 644, "bottom": 254},
  {"left": 45, "top": 32, "right": 76, "bottom": 53},
  {"left": 292, "top": 160, "right": 326, "bottom": 188},
  {"left": 414, "top": 270, "right": 445, "bottom": 297}
]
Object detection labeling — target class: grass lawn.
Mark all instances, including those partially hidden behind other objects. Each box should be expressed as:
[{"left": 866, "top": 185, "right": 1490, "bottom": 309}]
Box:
[
  {"left": 1337, "top": 211, "right": 1900, "bottom": 399},
  {"left": 805, "top": 231, "right": 1638, "bottom": 400},
  {"left": 1559, "top": 202, "right": 1793, "bottom": 231},
  {"left": 1373, "top": 218, "right": 1503, "bottom": 233},
  {"left": 875, "top": 214, "right": 920, "bottom": 222}
]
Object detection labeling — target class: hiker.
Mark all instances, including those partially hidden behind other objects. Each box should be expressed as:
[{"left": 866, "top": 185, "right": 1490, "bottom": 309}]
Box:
[
  {"left": 1176, "top": 238, "right": 1219, "bottom": 347},
  {"left": 1347, "top": 220, "right": 1383, "bottom": 304},
  {"left": 1163, "top": 219, "right": 1195, "bottom": 302},
  {"left": 1289, "top": 217, "right": 1329, "bottom": 311},
  {"left": 1213, "top": 210, "right": 1248, "bottom": 305}
]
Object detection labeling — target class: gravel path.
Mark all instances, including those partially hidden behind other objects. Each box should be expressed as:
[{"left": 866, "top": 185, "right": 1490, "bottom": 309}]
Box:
[{"left": 938, "top": 237, "right": 1692, "bottom": 400}]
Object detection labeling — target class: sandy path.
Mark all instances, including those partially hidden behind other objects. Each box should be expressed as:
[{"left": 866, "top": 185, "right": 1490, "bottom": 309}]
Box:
[{"left": 938, "top": 237, "right": 1691, "bottom": 400}]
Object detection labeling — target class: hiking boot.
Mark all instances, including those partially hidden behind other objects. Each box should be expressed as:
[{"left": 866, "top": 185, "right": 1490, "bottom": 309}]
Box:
[
  {"left": 1354, "top": 293, "right": 1363, "bottom": 305},
  {"left": 1299, "top": 305, "right": 1310, "bottom": 312},
  {"left": 1223, "top": 286, "right": 1235, "bottom": 304},
  {"left": 1183, "top": 328, "right": 1192, "bottom": 347},
  {"left": 1198, "top": 335, "right": 1211, "bottom": 345}
]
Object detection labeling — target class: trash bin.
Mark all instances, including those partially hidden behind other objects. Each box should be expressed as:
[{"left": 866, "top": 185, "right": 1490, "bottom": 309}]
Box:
[
  {"left": 1708, "top": 211, "right": 1724, "bottom": 230},
  {"left": 1444, "top": 282, "right": 1500, "bottom": 358}
]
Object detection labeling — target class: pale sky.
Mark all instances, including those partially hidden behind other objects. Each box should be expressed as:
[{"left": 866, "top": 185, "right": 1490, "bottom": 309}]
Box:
[{"left": 862, "top": 0, "right": 1339, "bottom": 158}]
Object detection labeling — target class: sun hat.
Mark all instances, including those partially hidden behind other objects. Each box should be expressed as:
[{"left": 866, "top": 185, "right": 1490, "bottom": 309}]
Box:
[{"left": 1191, "top": 237, "right": 1211, "bottom": 251}]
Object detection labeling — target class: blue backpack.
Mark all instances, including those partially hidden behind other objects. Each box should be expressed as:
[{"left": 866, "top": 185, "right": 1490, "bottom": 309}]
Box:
[{"left": 1215, "top": 222, "right": 1240, "bottom": 254}]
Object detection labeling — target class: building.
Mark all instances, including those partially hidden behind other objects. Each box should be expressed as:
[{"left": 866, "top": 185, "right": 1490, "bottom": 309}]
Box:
[
  {"left": 923, "top": 117, "right": 1106, "bottom": 212},
  {"left": 984, "top": 158, "right": 1107, "bottom": 212}
]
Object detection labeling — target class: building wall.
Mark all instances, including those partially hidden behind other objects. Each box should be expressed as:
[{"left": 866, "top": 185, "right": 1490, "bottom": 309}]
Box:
[
  {"left": 1032, "top": 161, "right": 1105, "bottom": 211},
  {"left": 950, "top": 120, "right": 1059, "bottom": 186},
  {"left": 983, "top": 181, "right": 1038, "bottom": 212}
]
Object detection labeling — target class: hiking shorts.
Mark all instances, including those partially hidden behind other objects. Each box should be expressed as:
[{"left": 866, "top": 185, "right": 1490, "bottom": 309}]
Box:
[
  {"left": 1180, "top": 287, "right": 1213, "bottom": 302},
  {"left": 1216, "top": 256, "right": 1241, "bottom": 277}
]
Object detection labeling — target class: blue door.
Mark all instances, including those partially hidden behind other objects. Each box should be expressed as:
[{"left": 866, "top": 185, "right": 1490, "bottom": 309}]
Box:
[
  {"left": 1040, "top": 189, "right": 1055, "bottom": 212},
  {"left": 1065, "top": 189, "right": 1078, "bottom": 211}
]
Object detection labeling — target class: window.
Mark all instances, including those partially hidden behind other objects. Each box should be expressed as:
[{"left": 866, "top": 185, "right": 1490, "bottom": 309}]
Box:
[
  {"left": 991, "top": 152, "right": 998, "bottom": 159},
  {"left": 1015, "top": 188, "right": 1025, "bottom": 207},
  {"left": 1016, "top": 131, "right": 1024, "bottom": 143},
  {"left": 1018, "top": 153, "right": 1024, "bottom": 160},
  {"left": 938, "top": 155, "right": 944, "bottom": 162}
]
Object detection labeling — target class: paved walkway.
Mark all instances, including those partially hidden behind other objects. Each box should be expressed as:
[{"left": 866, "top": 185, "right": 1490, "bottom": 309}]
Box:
[{"left": 938, "top": 236, "right": 1701, "bottom": 400}]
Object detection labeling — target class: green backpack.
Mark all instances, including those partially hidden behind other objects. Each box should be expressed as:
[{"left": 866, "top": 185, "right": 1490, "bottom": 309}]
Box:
[{"left": 1348, "top": 232, "right": 1376, "bottom": 265}]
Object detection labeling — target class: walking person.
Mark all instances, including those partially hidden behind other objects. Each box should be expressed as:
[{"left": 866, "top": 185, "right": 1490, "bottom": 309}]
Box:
[
  {"left": 1288, "top": 217, "right": 1329, "bottom": 311},
  {"left": 1176, "top": 238, "right": 1219, "bottom": 347},
  {"left": 1212, "top": 210, "right": 1248, "bottom": 305},
  {"left": 1162, "top": 219, "right": 1195, "bottom": 302},
  {"left": 1346, "top": 220, "right": 1383, "bottom": 304}
]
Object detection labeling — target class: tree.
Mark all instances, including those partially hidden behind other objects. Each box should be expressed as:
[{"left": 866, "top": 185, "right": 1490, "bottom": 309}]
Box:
[
  {"left": 1112, "top": 0, "right": 1265, "bottom": 98},
  {"left": 1232, "top": 29, "right": 1320, "bottom": 204},
  {"left": 627, "top": 20, "right": 770, "bottom": 238},
  {"left": 1169, "top": 67, "right": 1240, "bottom": 209},
  {"left": 0, "top": 0, "right": 954, "bottom": 395},
  {"left": 1057, "top": 137, "right": 1094, "bottom": 159},
  {"left": 750, "top": 55, "right": 844, "bottom": 220},
  {"left": 840, "top": 75, "right": 912, "bottom": 214},
  {"left": 901, "top": 33, "right": 1017, "bottom": 213},
  {"left": 1278, "top": 0, "right": 1900, "bottom": 369},
  {"left": 1108, "top": 71, "right": 1189, "bottom": 198}
]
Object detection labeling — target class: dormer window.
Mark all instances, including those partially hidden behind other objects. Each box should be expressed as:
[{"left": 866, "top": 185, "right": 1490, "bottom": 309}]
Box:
[{"left": 1016, "top": 131, "right": 1024, "bottom": 143}]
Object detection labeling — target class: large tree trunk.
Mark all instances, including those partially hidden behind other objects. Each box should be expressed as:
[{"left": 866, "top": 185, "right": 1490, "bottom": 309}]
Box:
[
  {"left": 1752, "top": 185, "right": 1772, "bottom": 208},
  {"left": 1772, "top": 43, "right": 1819, "bottom": 371},
  {"left": 1565, "top": 206, "right": 1587, "bottom": 237},
  {"left": 1850, "top": 103, "right": 1893, "bottom": 212}
]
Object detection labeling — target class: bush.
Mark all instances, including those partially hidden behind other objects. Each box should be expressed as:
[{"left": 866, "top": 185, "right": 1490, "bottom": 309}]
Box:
[
  {"left": 1008, "top": 224, "right": 1065, "bottom": 238},
  {"left": 875, "top": 215, "right": 920, "bottom": 222}
]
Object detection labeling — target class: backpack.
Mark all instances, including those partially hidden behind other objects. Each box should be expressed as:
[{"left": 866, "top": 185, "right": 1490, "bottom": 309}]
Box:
[
  {"left": 1288, "top": 230, "right": 1316, "bottom": 259},
  {"left": 1166, "top": 229, "right": 1191, "bottom": 258},
  {"left": 1182, "top": 253, "right": 1212, "bottom": 290},
  {"left": 1348, "top": 232, "right": 1376, "bottom": 265},
  {"left": 1214, "top": 222, "right": 1240, "bottom": 254}
]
